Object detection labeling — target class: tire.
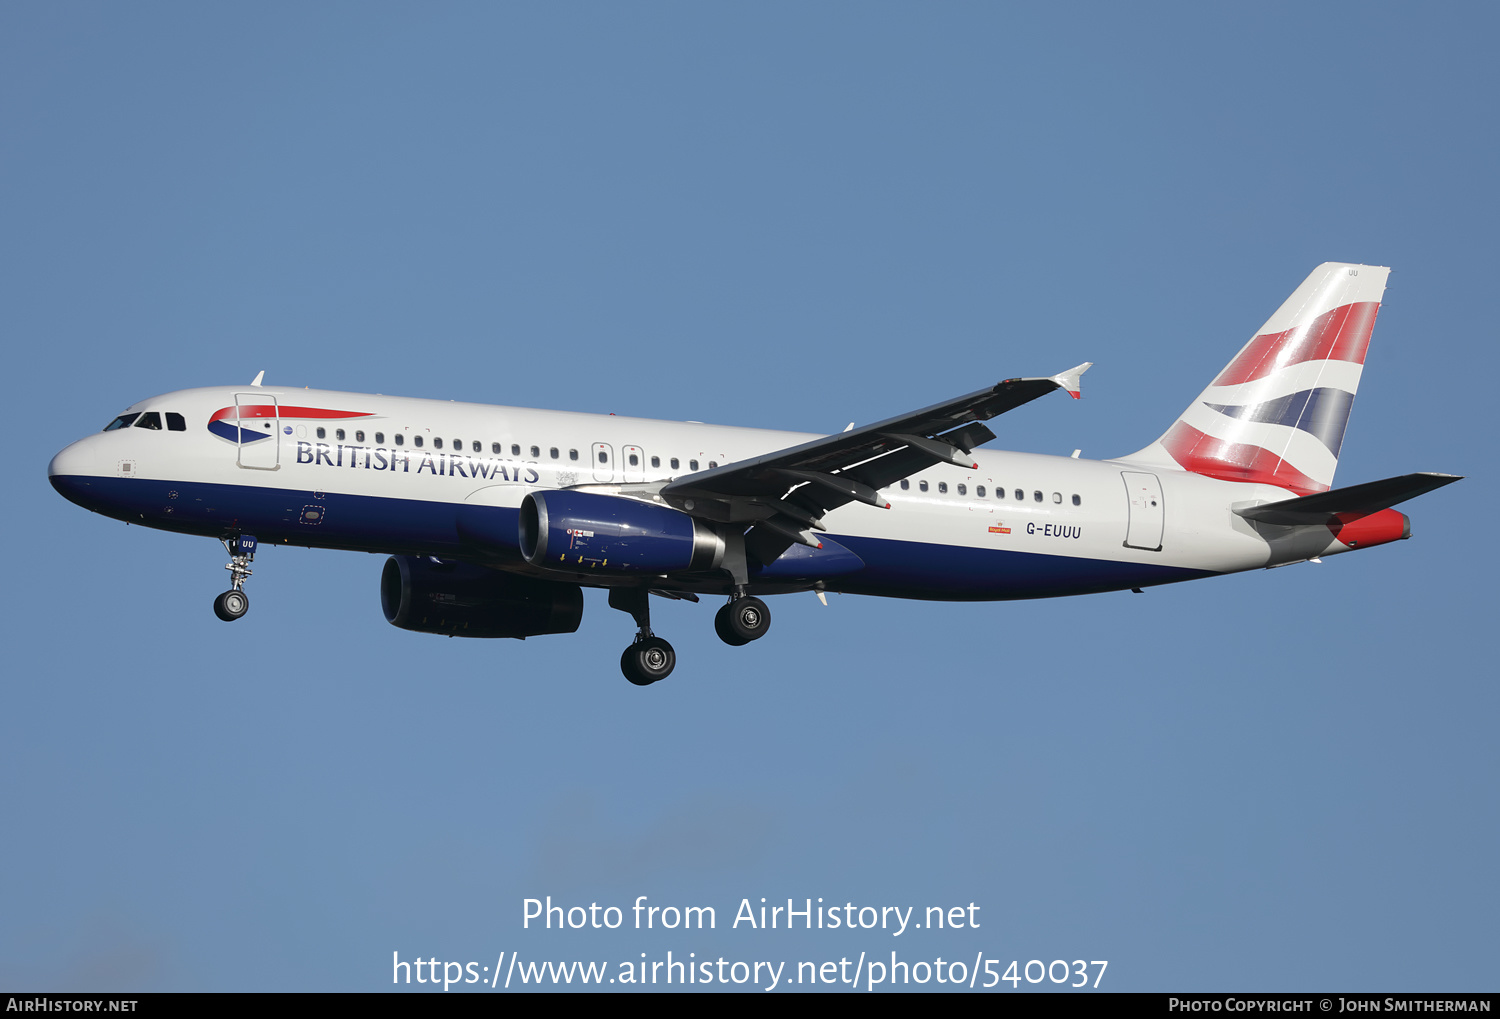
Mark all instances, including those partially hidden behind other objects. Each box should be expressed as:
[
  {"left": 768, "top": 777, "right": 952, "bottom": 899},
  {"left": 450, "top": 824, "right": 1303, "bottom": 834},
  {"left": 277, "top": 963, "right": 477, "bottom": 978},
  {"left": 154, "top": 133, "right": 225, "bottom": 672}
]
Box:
[
  {"left": 725, "top": 596, "right": 770, "bottom": 643},
  {"left": 621, "top": 636, "right": 675, "bottom": 685},
  {"left": 214, "top": 589, "right": 249, "bottom": 622},
  {"left": 714, "top": 604, "right": 751, "bottom": 646}
]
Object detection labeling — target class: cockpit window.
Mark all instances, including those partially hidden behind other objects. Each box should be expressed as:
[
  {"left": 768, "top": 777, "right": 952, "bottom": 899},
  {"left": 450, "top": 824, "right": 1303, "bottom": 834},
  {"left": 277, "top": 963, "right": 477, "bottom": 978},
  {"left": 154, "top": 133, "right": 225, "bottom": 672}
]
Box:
[
  {"left": 134, "top": 412, "right": 162, "bottom": 430},
  {"left": 166, "top": 413, "right": 186, "bottom": 431},
  {"left": 104, "top": 413, "right": 140, "bottom": 431}
]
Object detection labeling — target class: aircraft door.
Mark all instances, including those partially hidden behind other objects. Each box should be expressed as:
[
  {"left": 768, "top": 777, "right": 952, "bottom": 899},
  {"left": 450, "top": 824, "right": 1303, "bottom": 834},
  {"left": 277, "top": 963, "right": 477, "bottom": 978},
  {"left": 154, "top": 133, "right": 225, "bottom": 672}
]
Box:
[
  {"left": 1121, "top": 471, "right": 1164, "bottom": 551},
  {"left": 622, "top": 445, "right": 645, "bottom": 483},
  {"left": 591, "top": 442, "right": 614, "bottom": 483},
  {"left": 235, "top": 393, "right": 280, "bottom": 470}
]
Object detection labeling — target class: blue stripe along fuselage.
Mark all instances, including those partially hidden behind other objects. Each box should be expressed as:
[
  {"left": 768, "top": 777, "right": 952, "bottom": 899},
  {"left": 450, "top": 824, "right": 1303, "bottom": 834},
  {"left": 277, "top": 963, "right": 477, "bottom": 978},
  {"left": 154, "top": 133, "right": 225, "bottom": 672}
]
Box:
[{"left": 49, "top": 474, "right": 1212, "bottom": 600}]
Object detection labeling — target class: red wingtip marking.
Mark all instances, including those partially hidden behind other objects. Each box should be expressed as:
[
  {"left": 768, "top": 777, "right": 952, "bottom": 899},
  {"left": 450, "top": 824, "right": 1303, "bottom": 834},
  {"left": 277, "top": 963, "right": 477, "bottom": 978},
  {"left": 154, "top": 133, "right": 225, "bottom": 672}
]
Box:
[{"left": 1068, "top": 390, "right": 1081, "bottom": 400}]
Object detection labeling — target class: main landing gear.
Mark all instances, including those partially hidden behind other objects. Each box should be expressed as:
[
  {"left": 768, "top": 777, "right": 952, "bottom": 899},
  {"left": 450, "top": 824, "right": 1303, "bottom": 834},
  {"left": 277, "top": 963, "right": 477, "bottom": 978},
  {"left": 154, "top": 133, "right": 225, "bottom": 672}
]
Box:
[
  {"left": 610, "top": 588, "right": 676, "bottom": 686},
  {"left": 214, "top": 535, "right": 257, "bottom": 622},
  {"left": 714, "top": 594, "right": 771, "bottom": 647},
  {"left": 609, "top": 587, "right": 772, "bottom": 686}
]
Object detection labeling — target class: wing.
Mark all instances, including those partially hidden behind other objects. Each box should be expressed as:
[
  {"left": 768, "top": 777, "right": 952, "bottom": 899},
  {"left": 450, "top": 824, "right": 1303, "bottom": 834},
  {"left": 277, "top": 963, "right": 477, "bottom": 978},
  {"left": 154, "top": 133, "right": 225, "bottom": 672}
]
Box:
[{"left": 659, "top": 363, "right": 1091, "bottom": 564}]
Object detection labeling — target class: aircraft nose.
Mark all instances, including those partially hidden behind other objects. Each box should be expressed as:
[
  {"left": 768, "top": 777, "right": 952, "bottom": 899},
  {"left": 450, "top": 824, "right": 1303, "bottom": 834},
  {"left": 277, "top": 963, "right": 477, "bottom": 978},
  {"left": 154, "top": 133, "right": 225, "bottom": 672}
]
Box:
[
  {"left": 49, "top": 437, "right": 91, "bottom": 479},
  {"left": 49, "top": 438, "right": 104, "bottom": 509}
]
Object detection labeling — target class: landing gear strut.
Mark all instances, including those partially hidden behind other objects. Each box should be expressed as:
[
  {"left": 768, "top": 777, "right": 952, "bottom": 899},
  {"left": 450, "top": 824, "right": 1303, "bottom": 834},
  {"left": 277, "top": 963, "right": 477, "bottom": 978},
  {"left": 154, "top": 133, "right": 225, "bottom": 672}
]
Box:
[
  {"left": 714, "top": 593, "right": 771, "bottom": 646},
  {"left": 610, "top": 588, "right": 676, "bottom": 686},
  {"left": 214, "top": 535, "right": 257, "bottom": 622}
]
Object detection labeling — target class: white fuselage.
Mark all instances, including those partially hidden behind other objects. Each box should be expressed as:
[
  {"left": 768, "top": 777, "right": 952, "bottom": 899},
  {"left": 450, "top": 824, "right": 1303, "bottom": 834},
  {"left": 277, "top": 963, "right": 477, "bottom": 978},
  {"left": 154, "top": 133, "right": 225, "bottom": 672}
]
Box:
[{"left": 48, "top": 384, "right": 1352, "bottom": 602}]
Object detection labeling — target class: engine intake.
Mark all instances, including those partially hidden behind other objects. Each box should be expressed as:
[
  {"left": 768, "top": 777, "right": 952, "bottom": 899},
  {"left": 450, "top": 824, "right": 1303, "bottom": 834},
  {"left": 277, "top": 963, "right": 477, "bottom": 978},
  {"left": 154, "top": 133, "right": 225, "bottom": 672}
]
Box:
[
  {"left": 380, "top": 555, "right": 583, "bottom": 638},
  {"left": 519, "top": 491, "right": 724, "bottom": 574}
]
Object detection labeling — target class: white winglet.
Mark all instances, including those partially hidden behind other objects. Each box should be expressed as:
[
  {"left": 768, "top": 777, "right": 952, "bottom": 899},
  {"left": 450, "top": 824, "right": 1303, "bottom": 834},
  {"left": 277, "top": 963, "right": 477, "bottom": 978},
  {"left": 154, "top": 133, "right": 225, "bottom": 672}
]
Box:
[
  {"left": 1050, "top": 362, "right": 1091, "bottom": 400},
  {"left": 250, "top": 371, "right": 265, "bottom": 387}
]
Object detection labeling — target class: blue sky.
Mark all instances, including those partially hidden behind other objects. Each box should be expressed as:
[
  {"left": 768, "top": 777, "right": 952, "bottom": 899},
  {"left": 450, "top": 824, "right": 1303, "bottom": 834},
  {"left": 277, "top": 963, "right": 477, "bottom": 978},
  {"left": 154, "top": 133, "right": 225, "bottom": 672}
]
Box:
[{"left": 2, "top": 3, "right": 1494, "bottom": 992}]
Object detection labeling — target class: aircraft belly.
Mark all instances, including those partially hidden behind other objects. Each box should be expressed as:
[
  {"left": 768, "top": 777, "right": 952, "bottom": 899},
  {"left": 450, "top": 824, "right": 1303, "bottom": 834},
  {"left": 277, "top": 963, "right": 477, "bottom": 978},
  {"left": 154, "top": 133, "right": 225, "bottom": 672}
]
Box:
[{"left": 824, "top": 533, "right": 1214, "bottom": 600}]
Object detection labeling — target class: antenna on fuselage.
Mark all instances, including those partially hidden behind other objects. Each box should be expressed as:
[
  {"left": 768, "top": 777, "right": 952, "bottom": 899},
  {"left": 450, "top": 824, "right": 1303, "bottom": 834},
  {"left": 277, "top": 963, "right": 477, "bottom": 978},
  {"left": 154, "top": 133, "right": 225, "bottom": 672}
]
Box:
[{"left": 250, "top": 371, "right": 265, "bottom": 387}]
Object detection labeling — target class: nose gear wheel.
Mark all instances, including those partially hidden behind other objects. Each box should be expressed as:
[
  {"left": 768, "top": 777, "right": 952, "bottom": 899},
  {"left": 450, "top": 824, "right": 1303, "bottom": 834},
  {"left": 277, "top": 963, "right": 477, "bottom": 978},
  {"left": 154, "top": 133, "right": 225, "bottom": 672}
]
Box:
[{"left": 214, "top": 535, "right": 256, "bottom": 623}]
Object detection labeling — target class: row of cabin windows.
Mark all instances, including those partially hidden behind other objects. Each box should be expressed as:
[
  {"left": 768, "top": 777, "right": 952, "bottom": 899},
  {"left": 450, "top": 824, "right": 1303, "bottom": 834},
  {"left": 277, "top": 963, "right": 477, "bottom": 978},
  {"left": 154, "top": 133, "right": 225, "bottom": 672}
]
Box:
[
  {"left": 898, "top": 478, "right": 1082, "bottom": 506},
  {"left": 311, "top": 427, "right": 718, "bottom": 471},
  {"left": 99, "top": 416, "right": 1067, "bottom": 502},
  {"left": 104, "top": 412, "right": 186, "bottom": 432}
]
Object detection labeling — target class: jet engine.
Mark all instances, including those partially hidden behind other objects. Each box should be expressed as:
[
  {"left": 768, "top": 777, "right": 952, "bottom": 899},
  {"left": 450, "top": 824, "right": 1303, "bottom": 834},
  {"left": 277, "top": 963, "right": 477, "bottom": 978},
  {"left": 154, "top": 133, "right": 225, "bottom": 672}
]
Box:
[
  {"left": 380, "top": 555, "right": 583, "bottom": 638},
  {"left": 519, "top": 491, "right": 724, "bottom": 574}
]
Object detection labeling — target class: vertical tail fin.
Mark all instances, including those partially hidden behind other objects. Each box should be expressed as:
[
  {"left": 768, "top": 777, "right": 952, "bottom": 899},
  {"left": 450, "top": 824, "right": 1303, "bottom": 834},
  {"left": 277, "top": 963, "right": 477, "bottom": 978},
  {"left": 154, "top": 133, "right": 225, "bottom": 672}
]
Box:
[{"left": 1123, "top": 262, "right": 1389, "bottom": 494}]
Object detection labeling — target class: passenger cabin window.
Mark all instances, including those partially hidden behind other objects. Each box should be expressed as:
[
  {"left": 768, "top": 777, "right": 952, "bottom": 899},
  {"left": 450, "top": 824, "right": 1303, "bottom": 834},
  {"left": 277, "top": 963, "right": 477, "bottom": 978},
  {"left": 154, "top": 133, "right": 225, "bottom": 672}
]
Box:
[
  {"left": 452, "top": 439, "right": 460, "bottom": 450},
  {"left": 550, "top": 447, "right": 559, "bottom": 459},
  {"left": 134, "top": 412, "right": 162, "bottom": 430},
  {"left": 355, "top": 430, "right": 365, "bottom": 442},
  {"left": 651, "top": 456, "right": 660, "bottom": 468},
  {"left": 598, "top": 451, "right": 607, "bottom": 463},
  {"left": 628, "top": 453, "right": 638, "bottom": 466},
  {"left": 336, "top": 428, "right": 346, "bottom": 440},
  {"left": 492, "top": 442, "right": 502, "bottom": 454},
  {"left": 976, "top": 485, "right": 985, "bottom": 497},
  {"left": 919, "top": 480, "right": 928, "bottom": 492},
  {"left": 1072, "top": 494, "right": 1081, "bottom": 506},
  {"left": 938, "top": 482, "right": 948, "bottom": 493},
  {"left": 689, "top": 460, "right": 698, "bottom": 471},
  {"left": 569, "top": 449, "right": 578, "bottom": 461},
  {"left": 530, "top": 445, "right": 539, "bottom": 457},
  {"left": 434, "top": 437, "right": 443, "bottom": 449},
  {"left": 708, "top": 461, "right": 718, "bottom": 469},
  {"left": 510, "top": 444, "right": 519, "bottom": 455},
  {"left": 900, "top": 479, "right": 909, "bottom": 490},
  {"left": 414, "top": 436, "right": 424, "bottom": 447},
  {"left": 670, "top": 458, "right": 679, "bottom": 470},
  {"left": 957, "top": 484, "right": 966, "bottom": 495},
  {"left": 375, "top": 432, "right": 385, "bottom": 444},
  {"left": 1014, "top": 489, "right": 1023, "bottom": 501},
  {"left": 1053, "top": 492, "right": 1062, "bottom": 503},
  {"left": 104, "top": 413, "right": 139, "bottom": 431},
  {"left": 1033, "top": 490, "right": 1043, "bottom": 502},
  {"left": 316, "top": 427, "right": 326, "bottom": 439},
  {"left": 166, "top": 413, "right": 186, "bottom": 431},
  {"left": 394, "top": 434, "right": 404, "bottom": 446}
]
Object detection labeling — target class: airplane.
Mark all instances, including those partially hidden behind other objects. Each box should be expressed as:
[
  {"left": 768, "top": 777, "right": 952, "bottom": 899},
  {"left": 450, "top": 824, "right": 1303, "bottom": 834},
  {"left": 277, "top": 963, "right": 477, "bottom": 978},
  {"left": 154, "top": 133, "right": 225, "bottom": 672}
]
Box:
[{"left": 48, "top": 262, "right": 1461, "bottom": 686}]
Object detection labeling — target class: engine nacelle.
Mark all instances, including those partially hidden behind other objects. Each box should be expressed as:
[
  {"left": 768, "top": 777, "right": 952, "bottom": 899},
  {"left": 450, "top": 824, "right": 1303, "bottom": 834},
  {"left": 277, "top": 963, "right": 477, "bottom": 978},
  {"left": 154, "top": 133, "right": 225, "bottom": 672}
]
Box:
[
  {"left": 380, "top": 555, "right": 583, "bottom": 638},
  {"left": 519, "top": 491, "right": 724, "bottom": 574}
]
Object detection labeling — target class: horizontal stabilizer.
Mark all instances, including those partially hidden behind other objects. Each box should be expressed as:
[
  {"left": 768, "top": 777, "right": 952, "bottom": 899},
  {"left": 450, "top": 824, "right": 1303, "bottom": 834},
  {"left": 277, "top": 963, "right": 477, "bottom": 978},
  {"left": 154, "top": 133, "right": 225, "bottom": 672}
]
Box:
[{"left": 1235, "top": 472, "right": 1462, "bottom": 525}]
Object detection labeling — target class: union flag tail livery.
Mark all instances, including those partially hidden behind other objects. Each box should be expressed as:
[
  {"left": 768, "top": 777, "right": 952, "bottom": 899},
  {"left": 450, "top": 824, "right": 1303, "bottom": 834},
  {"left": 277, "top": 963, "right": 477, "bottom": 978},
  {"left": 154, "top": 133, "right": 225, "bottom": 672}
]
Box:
[
  {"left": 1126, "top": 262, "right": 1387, "bottom": 495},
  {"left": 47, "top": 262, "right": 1460, "bottom": 686}
]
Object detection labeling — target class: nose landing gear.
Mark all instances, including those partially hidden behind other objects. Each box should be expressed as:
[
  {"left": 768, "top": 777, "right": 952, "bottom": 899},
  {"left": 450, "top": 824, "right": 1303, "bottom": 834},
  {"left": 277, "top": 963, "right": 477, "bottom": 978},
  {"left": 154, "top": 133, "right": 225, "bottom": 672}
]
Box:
[{"left": 214, "top": 535, "right": 257, "bottom": 622}]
